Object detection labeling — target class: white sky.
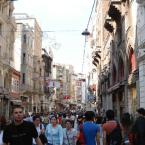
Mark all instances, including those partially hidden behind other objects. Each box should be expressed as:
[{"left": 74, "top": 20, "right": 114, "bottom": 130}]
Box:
[{"left": 14, "top": 0, "right": 94, "bottom": 73}]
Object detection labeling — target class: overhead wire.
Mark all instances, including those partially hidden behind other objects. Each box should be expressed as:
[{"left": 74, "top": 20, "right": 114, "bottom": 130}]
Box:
[{"left": 81, "top": 0, "right": 97, "bottom": 73}]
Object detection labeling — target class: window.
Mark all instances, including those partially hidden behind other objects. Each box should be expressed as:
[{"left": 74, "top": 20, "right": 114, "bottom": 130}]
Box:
[
  {"left": 0, "top": 46, "right": 1, "bottom": 57},
  {"left": 23, "top": 34, "right": 27, "bottom": 43},
  {"left": 0, "top": 23, "right": 2, "bottom": 35},
  {"left": 118, "top": 58, "right": 124, "bottom": 81},
  {"left": 33, "top": 81, "right": 36, "bottom": 89},
  {"left": 22, "top": 73, "right": 25, "bottom": 84},
  {"left": 40, "top": 68, "right": 42, "bottom": 76},
  {"left": 0, "top": 4, "right": 2, "bottom": 12},
  {"left": 11, "top": 78, "right": 14, "bottom": 92},
  {"left": 23, "top": 53, "right": 26, "bottom": 64},
  {"left": 30, "top": 40, "right": 33, "bottom": 48},
  {"left": 112, "top": 65, "right": 117, "bottom": 84}
]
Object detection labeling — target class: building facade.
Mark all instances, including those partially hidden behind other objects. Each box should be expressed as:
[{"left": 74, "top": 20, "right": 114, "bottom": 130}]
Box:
[
  {"left": 89, "top": 0, "right": 139, "bottom": 118},
  {"left": 136, "top": 0, "right": 145, "bottom": 108},
  {"left": 14, "top": 22, "right": 34, "bottom": 113},
  {"left": 14, "top": 14, "right": 43, "bottom": 113},
  {"left": 50, "top": 64, "right": 75, "bottom": 111},
  {"left": 42, "top": 48, "right": 53, "bottom": 112},
  {"left": 0, "top": 0, "right": 16, "bottom": 118}
]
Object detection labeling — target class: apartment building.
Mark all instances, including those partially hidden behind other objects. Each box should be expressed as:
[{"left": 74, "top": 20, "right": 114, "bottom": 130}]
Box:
[
  {"left": 14, "top": 22, "right": 34, "bottom": 113},
  {"left": 0, "top": 0, "right": 16, "bottom": 118},
  {"left": 14, "top": 13, "right": 43, "bottom": 113},
  {"left": 41, "top": 48, "right": 53, "bottom": 112},
  {"left": 50, "top": 64, "right": 75, "bottom": 111}
]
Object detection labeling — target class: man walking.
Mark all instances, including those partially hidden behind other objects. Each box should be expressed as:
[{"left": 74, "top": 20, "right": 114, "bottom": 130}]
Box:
[
  {"left": 3, "top": 106, "right": 43, "bottom": 145},
  {"left": 102, "top": 110, "right": 122, "bottom": 145},
  {"left": 82, "top": 111, "right": 100, "bottom": 145}
]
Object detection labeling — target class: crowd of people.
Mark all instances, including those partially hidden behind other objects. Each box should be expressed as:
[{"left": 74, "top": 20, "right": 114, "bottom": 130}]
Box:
[{"left": 0, "top": 106, "right": 145, "bottom": 145}]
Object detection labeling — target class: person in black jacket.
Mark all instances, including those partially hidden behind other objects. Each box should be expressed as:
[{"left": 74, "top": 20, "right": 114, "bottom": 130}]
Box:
[{"left": 3, "top": 106, "right": 43, "bottom": 145}]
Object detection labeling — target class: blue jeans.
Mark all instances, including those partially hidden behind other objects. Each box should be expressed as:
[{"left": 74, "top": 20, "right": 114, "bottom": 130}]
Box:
[{"left": 47, "top": 143, "right": 53, "bottom": 145}]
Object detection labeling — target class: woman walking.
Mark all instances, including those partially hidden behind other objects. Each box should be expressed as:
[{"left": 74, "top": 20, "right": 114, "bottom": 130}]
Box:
[
  {"left": 45, "top": 116, "right": 63, "bottom": 145},
  {"left": 63, "top": 120, "right": 77, "bottom": 145}
]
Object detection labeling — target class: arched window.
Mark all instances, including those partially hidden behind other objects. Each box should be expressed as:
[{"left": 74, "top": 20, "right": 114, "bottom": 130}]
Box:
[
  {"left": 129, "top": 48, "right": 136, "bottom": 73},
  {"left": 112, "top": 65, "right": 117, "bottom": 84},
  {"left": 118, "top": 57, "right": 124, "bottom": 81}
]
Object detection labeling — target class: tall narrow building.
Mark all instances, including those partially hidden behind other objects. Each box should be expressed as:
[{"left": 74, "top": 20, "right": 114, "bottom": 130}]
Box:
[{"left": 14, "top": 13, "right": 43, "bottom": 113}]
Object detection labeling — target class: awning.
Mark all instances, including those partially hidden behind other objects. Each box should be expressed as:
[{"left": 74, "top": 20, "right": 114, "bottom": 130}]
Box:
[{"left": 10, "top": 99, "right": 22, "bottom": 105}]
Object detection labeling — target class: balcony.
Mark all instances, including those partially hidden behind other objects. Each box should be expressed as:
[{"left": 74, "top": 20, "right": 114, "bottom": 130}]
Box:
[
  {"left": 107, "top": 0, "right": 121, "bottom": 22},
  {"left": 110, "top": 0, "right": 121, "bottom": 4},
  {"left": 104, "top": 14, "right": 114, "bottom": 33},
  {"left": 21, "top": 84, "right": 33, "bottom": 95},
  {"left": 104, "top": 20, "right": 114, "bottom": 33},
  {"left": 108, "top": 5, "right": 121, "bottom": 22}
]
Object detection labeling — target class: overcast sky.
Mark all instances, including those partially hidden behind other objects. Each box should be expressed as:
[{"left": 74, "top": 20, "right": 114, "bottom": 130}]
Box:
[{"left": 14, "top": 0, "right": 94, "bottom": 73}]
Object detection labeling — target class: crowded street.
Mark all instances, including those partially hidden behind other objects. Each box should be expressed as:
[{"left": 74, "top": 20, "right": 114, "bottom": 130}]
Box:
[{"left": 0, "top": 0, "right": 145, "bottom": 145}]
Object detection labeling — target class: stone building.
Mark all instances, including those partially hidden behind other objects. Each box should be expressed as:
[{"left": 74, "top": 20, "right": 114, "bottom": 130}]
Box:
[
  {"left": 14, "top": 13, "right": 43, "bottom": 113},
  {"left": 14, "top": 22, "right": 34, "bottom": 113},
  {"left": 90, "top": 0, "right": 139, "bottom": 119},
  {"left": 0, "top": 0, "right": 16, "bottom": 118},
  {"left": 50, "top": 64, "right": 75, "bottom": 111},
  {"left": 136, "top": 0, "right": 145, "bottom": 108}
]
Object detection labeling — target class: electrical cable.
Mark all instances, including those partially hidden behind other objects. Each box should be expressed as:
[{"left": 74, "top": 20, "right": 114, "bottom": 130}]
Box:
[
  {"left": 0, "top": 29, "right": 81, "bottom": 33},
  {"left": 81, "top": 0, "right": 97, "bottom": 73},
  {"left": 86, "top": 0, "right": 97, "bottom": 29}
]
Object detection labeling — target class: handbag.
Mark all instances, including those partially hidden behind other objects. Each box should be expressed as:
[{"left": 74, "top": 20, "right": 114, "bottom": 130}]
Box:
[
  {"left": 39, "top": 124, "right": 48, "bottom": 144},
  {"left": 39, "top": 133, "right": 48, "bottom": 144}
]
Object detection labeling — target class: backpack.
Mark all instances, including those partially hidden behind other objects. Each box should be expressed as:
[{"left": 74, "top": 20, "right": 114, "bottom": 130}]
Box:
[
  {"left": 76, "top": 124, "right": 85, "bottom": 145},
  {"left": 107, "top": 122, "right": 122, "bottom": 145}
]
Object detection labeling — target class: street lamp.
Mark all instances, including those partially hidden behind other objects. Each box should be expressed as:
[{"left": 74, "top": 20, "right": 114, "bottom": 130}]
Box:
[{"left": 81, "top": 28, "right": 90, "bottom": 36}]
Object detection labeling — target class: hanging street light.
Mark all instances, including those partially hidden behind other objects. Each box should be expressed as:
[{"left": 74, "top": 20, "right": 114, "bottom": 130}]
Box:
[{"left": 81, "top": 28, "right": 90, "bottom": 36}]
